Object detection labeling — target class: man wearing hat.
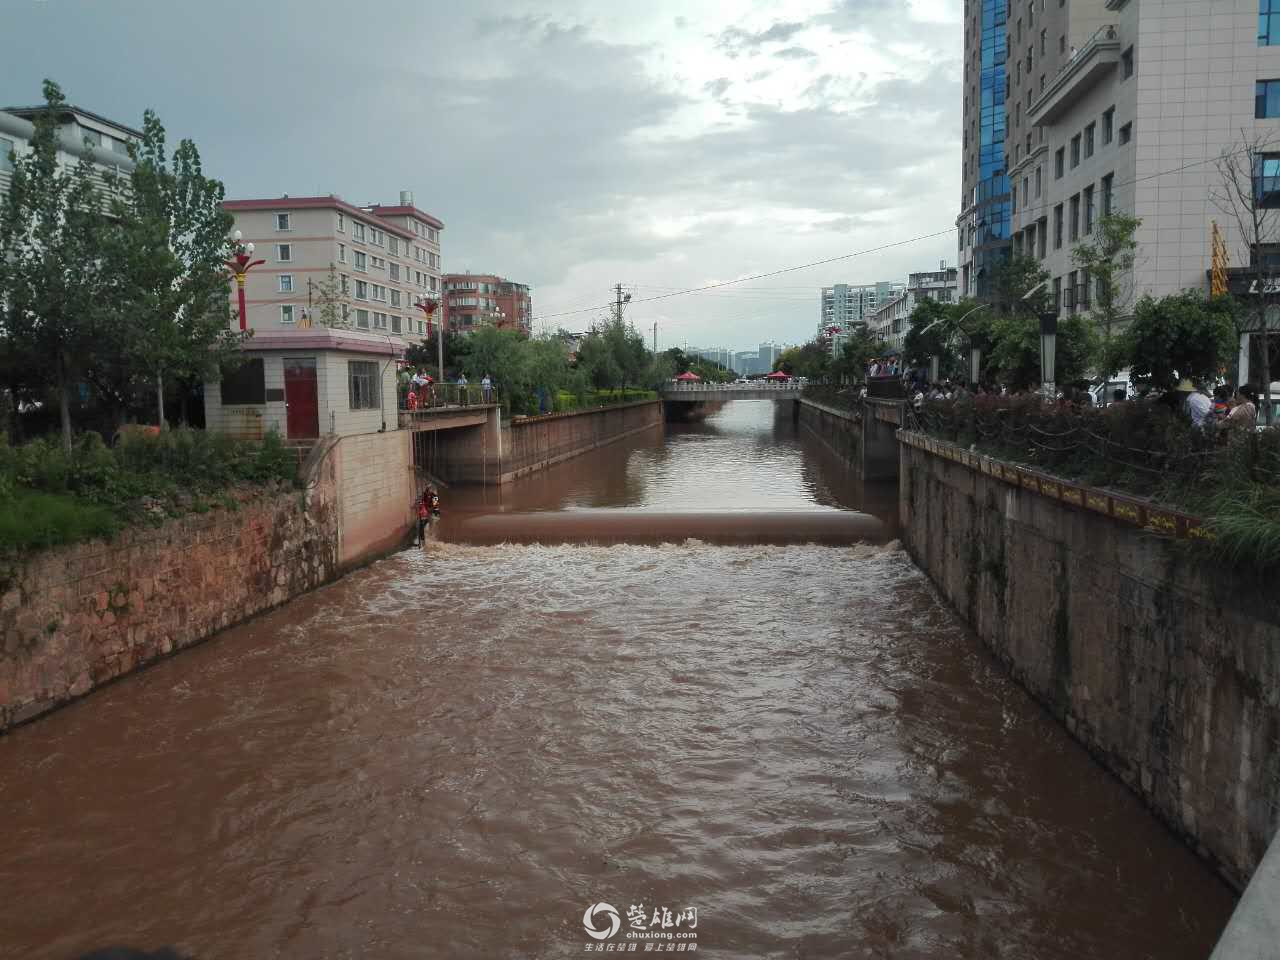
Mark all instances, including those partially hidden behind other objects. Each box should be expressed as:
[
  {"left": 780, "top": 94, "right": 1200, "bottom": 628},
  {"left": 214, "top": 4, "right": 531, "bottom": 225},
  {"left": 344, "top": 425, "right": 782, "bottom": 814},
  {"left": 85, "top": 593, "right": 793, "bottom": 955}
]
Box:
[{"left": 1176, "top": 378, "right": 1212, "bottom": 427}]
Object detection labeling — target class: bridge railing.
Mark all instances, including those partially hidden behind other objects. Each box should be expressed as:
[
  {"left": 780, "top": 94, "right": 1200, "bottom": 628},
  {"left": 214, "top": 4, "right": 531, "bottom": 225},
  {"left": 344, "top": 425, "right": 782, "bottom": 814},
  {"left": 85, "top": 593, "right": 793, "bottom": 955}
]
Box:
[{"left": 663, "top": 381, "right": 801, "bottom": 391}]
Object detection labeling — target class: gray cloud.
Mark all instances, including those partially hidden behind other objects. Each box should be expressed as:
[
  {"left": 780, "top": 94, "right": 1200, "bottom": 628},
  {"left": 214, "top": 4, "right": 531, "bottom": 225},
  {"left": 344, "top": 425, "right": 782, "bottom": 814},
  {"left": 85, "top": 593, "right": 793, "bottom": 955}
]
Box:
[
  {"left": 716, "top": 20, "right": 808, "bottom": 57},
  {"left": 0, "top": 0, "right": 960, "bottom": 348},
  {"left": 773, "top": 46, "right": 817, "bottom": 60},
  {"left": 704, "top": 77, "right": 733, "bottom": 99}
]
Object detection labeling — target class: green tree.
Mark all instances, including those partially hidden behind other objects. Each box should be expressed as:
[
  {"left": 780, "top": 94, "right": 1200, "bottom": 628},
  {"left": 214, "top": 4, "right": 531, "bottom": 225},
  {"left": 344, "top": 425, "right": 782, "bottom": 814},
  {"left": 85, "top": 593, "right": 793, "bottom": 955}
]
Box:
[
  {"left": 312, "top": 264, "right": 349, "bottom": 329},
  {"left": 777, "top": 342, "right": 830, "bottom": 379},
  {"left": 987, "top": 311, "right": 1099, "bottom": 391},
  {"left": 0, "top": 80, "right": 103, "bottom": 450},
  {"left": 1114, "top": 291, "right": 1237, "bottom": 392},
  {"left": 991, "top": 253, "right": 1051, "bottom": 316},
  {"left": 1072, "top": 211, "right": 1141, "bottom": 344},
  {"left": 98, "top": 109, "right": 242, "bottom": 427}
]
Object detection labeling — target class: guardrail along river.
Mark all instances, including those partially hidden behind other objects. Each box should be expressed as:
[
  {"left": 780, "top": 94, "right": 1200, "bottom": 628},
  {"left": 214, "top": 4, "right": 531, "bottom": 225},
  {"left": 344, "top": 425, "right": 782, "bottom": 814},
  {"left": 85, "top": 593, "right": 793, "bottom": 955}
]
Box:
[{"left": 0, "top": 401, "right": 1234, "bottom": 958}]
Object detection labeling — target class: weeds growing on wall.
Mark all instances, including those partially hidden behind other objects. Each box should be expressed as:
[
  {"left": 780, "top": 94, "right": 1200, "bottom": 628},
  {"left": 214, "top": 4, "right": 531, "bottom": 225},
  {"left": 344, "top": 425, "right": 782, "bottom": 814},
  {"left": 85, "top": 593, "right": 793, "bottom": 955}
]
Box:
[{"left": 0, "top": 429, "right": 299, "bottom": 552}]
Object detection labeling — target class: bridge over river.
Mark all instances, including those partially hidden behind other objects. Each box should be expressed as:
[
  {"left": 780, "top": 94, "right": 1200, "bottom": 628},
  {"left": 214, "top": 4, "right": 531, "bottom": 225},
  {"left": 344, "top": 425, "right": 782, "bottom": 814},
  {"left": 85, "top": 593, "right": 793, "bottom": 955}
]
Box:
[
  {"left": 660, "top": 380, "right": 803, "bottom": 401},
  {"left": 0, "top": 400, "right": 1236, "bottom": 958}
]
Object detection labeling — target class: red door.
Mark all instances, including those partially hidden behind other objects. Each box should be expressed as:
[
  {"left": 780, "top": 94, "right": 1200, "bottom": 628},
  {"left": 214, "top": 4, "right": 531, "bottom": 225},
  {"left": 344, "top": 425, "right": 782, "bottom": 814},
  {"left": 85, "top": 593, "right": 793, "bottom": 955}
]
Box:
[{"left": 283, "top": 358, "right": 319, "bottom": 439}]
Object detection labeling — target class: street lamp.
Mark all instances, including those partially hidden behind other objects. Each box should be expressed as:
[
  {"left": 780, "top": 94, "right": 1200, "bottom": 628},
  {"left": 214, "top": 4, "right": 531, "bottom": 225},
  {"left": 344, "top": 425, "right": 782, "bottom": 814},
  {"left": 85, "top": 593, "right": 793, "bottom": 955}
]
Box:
[
  {"left": 224, "top": 229, "right": 266, "bottom": 332},
  {"left": 415, "top": 297, "right": 443, "bottom": 385},
  {"left": 1039, "top": 311, "right": 1058, "bottom": 403}
]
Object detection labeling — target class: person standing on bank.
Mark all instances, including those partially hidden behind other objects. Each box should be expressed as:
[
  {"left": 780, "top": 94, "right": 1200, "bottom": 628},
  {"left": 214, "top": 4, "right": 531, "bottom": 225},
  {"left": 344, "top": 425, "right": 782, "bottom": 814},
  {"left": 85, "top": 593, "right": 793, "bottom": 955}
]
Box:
[{"left": 482, "top": 373, "right": 493, "bottom": 403}]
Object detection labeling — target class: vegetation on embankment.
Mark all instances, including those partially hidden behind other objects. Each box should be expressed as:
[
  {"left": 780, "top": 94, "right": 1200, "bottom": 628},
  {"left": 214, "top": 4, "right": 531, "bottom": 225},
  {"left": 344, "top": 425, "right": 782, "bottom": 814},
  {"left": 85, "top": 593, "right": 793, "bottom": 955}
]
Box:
[
  {"left": 918, "top": 395, "right": 1280, "bottom": 570},
  {"left": 0, "top": 429, "right": 299, "bottom": 553}
]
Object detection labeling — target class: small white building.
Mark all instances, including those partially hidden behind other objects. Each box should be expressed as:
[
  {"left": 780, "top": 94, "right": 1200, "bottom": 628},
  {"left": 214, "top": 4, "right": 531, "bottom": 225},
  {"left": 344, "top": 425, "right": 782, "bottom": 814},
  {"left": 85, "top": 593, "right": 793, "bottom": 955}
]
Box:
[{"left": 204, "top": 330, "right": 401, "bottom": 442}]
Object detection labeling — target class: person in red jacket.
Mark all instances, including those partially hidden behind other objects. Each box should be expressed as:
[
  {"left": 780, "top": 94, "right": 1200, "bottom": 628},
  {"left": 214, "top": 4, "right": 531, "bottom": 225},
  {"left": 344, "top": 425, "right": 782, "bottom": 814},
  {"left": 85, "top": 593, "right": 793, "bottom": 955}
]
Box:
[{"left": 415, "top": 493, "right": 430, "bottom": 545}]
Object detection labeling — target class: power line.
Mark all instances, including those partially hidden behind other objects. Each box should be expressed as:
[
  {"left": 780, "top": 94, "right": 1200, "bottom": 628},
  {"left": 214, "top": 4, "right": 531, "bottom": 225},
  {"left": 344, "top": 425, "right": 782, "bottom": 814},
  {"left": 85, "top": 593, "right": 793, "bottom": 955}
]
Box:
[
  {"left": 530, "top": 147, "right": 1254, "bottom": 328},
  {"left": 526, "top": 226, "right": 955, "bottom": 323}
]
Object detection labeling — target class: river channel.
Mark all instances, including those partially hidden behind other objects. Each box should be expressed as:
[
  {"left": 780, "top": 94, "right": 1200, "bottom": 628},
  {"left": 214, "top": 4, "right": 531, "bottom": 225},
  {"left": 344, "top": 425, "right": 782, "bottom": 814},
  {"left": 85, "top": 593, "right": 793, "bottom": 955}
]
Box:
[{"left": 0, "top": 401, "right": 1235, "bottom": 958}]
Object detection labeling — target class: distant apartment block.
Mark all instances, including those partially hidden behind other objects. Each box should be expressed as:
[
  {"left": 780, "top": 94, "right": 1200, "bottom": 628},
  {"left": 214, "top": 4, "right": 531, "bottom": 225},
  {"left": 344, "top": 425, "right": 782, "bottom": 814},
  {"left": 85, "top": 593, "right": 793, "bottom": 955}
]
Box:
[
  {"left": 222, "top": 191, "right": 443, "bottom": 343},
  {"left": 1, "top": 102, "right": 139, "bottom": 198},
  {"left": 819, "top": 281, "right": 904, "bottom": 337},
  {"left": 867, "top": 265, "right": 959, "bottom": 350},
  {"left": 442, "top": 273, "right": 532, "bottom": 335}
]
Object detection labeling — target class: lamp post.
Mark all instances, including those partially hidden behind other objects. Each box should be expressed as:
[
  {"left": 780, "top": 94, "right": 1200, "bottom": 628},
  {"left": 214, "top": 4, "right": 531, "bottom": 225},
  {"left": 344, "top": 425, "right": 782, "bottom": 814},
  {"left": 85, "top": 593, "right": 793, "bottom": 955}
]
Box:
[
  {"left": 415, "top": 297, "right": 443, "bottom": 385},
  {"left": 1039, "top": 311, "right": 1058, "bottom": 403},
  {"left": 224, "top": 229, "right": 266, "bottom": 332}
]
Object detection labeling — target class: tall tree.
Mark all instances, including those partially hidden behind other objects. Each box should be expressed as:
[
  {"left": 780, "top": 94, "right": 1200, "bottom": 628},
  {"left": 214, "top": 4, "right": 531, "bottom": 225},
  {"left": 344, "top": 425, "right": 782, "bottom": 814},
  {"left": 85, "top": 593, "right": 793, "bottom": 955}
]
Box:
[
  {"left": 1114, "top": 291, "right": 1237, "bottom": 393},
  {"left": 0, "top": 80, "right": 103, "bottom": 450},
  {"left": 98, "top": 109, "right": 242, "bottom": 427},
  {"left": 1213, "top": 131, "right": 1280, "bottom": 422},
  {"left": 1072, "top": 211, "right": 1141, "bottom": 345}
]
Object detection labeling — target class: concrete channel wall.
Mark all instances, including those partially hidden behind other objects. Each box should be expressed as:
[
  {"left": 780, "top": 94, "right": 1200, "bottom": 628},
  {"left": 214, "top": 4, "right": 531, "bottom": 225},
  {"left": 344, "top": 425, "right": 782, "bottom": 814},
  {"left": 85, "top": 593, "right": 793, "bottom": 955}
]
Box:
[
  {"left": 898, "top": 431, "right": 1280, "bottom": 892},
  {"left": 430, "top": 400, "right": 663, "bottom": 485}
]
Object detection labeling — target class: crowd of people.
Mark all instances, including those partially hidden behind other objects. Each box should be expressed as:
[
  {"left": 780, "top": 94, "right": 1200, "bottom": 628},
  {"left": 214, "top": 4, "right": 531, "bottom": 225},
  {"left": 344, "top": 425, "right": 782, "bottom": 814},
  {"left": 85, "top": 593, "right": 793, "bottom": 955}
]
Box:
[{"left": 398, "top": 366, "right": 495, "bottom": 410}]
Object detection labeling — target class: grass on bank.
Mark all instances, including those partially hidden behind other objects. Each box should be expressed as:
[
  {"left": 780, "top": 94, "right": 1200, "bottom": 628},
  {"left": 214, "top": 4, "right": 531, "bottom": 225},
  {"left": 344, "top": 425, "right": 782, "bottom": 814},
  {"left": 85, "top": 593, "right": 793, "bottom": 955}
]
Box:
[
  {"left": 552, "top": 388, "right": 657, "bottom": 412},
  {"left": 0, "top": 428, "right": 300, "bottom": 553}
]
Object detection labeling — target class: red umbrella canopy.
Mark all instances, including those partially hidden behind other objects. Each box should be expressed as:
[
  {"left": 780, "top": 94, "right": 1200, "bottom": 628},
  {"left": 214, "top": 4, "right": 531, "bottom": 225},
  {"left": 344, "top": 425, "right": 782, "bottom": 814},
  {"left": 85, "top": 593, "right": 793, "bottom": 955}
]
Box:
[
  {"left": 675, "top": 371, "right": 702, "bottom": 381},
  {"left": 766, "top": 370, "right": 791, "bottom": 380}
]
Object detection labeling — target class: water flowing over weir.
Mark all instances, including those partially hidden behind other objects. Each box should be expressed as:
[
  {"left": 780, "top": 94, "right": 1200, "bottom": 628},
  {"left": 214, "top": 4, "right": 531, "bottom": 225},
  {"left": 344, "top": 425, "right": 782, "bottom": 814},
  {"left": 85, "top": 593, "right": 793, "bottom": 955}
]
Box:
[{"left": 0, "top": 402, "right": 1235, "bottom": 958}]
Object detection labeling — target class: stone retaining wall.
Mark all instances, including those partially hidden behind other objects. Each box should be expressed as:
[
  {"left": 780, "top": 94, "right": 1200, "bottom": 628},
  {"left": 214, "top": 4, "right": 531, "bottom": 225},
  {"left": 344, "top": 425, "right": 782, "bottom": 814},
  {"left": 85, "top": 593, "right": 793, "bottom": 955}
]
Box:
[
  {"left": 899, "top": 431, "right": 1280, "bottom": 891},
  {"left": 500, "top": 400, "right": 662, "bottom": 483},
  {"left": 0, "top": 452, "right": 344, "bottom": 732}
]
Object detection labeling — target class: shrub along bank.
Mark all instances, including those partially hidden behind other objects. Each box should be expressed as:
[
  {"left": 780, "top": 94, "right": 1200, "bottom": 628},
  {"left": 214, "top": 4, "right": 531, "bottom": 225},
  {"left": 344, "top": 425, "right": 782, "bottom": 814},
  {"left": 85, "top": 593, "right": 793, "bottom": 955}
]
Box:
[
  {"left": 0, "top": 429, "right": 299, "bottom": 553},
  {"left": 917, "top": 395, "right": 1280, "bottom": 570}
]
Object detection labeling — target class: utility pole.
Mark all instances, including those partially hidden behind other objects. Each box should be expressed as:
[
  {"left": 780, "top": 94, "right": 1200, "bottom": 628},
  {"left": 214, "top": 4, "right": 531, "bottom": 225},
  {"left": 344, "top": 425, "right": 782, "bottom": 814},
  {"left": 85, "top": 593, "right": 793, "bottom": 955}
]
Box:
[
  {"left": 614, "top": 283, "right": 631, "bottom": 324},
  {"left": 653, "top": 321, "right": 657, "bottom": 355}
]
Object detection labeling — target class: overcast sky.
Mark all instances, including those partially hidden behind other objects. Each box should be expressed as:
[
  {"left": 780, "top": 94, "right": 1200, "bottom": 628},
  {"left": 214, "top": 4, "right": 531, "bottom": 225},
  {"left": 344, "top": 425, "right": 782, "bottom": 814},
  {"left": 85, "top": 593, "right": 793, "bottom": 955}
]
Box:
[{"left": 3, "top": 0, "right": 961, "bottom": 352}]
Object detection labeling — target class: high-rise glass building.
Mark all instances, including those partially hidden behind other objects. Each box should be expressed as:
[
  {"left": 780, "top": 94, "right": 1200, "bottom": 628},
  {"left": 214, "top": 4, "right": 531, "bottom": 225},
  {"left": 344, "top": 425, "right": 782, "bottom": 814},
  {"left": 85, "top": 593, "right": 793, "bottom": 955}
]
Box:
[{"left": 957, "top": 0, "right": 1010, "bottom": 300}]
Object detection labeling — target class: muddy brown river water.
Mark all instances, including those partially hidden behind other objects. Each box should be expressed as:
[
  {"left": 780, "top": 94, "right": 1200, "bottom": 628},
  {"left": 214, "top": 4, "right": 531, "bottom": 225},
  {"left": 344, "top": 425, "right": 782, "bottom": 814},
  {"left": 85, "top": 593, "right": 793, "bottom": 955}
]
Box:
[{"left": 0, "top": 402, "right": 1236, "bottom": 958}]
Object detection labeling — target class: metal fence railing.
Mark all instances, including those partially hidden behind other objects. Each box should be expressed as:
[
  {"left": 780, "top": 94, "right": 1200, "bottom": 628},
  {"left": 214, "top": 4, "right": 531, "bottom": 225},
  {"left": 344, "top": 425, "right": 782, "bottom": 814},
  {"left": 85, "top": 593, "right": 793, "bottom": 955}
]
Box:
[{"left": 399, "top": 383, "right": 497, "bottom": 410}]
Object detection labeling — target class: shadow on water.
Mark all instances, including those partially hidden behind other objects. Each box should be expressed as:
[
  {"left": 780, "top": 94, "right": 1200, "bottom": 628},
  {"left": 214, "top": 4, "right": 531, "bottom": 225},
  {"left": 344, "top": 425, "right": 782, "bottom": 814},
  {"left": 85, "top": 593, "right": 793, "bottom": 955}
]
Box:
[{"left": 437, "top": 400, "right": 898, "bottom": 544}]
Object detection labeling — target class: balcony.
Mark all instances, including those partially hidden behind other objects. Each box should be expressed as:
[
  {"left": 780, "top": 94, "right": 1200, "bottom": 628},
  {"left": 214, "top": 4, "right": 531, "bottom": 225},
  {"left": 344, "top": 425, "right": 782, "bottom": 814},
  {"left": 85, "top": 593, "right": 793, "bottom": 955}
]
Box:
[{"left": 1028, "top": 25, "right": 1120, "bottom": 126}]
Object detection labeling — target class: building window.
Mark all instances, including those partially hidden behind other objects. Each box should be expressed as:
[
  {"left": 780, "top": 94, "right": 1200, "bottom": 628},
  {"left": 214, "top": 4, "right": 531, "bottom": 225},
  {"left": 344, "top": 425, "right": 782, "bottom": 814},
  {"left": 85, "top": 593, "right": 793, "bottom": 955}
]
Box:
[
  {"left": 348, "top": 360, "right": 380, "bottom": 410},
  {"left": 1258, "top": 79, "right": 1280, "bottom": 118},
  {"left": 1084, "top": 122, "right": 1095, "bottom": 157},
  {"left": 338, "top": 243, "right": 346, "bottom": 263},
  {"left": 389, "top": 263, "right": 400, "bottom": 282},
  {"left": 1254, "top": 153, "right": 1280, "bottom": 206},
  {"left": 340, "top": 274, "right": 349, "bottom": 295},
  {"left": 219, "top": 358, "right": 265, "bottom": 405},
  {"left": 336, "top": 213, "right": 345, "bottom": 233},
  {"left": 1040, "top": 28, "right": 1046, "bottom": 55},
  {"left": 1102, "top": 107, "right": 1115, "bottom": 144},
  {"left": 1053, "top": 276, "right": 1062, "bottom": 310},
  {"left": 1055, "top": 147, "right": 1064, "bottom": 178},
  {"left": 1084, "top": 185, "right": 1095, "bottom": 233},
  {"left": 1070, "top": 134, "right": 1081, "bottom": 168},
  {"left": 274, "top": 213, "right": 291, "bottom": 231},
  {"left": 1038, "top": 217, "right": 1048, "bottom": 258},
  {"left": 1101, "top": 173, "right": 1114, "bottom": 216},
  {"left": 1059, "top": 34, "right": 1066, "bottom": 53},
  {"left": 356, "top": 308, "right": 369, "bottom": 329},
  {"left": 390, "top": 290, "right": 401, "bottom": 307},
  {"left": 0, "top": 137, "right": 12, "bottom": 172},
  {"left": 389, "top": 237, "right": 399, "bottom": 256},
  {"left": 1069, "top": 194, "right": 1081, "bottom": 240},
  {"left": 1054, "top": 203, "right": 1064, "bottom": 248},
  {"left": 1119, "top": 122, "right": 1133, "bottom": 145},
  {"left": 1023, "top": 176, "right": 1030, "bottom": 205},
  {"left": 1263, "top": 0, "right": 1280, "bottom": 45},
  {"left": 1079, "top": 269, "right": 1091, "bottom": 309},
  {"left": 280, "top": 304, "right": 295, "bottom": 324},
  {"left": 352, "top": 221, "right": 366, "bottom": 242},
  {"left": 355, "top": 280, "right": 369, "bottom": 300},
  {"left": 1066, "top": 270, "right": 1077, "bottom": 309},
  {"left": 276, "top": 244, "right": 291, "bottom": 262},
  {"left": 278, "top": 274, "right": 294, "bottom": 293},
  {"left": 1035, "top": 165, "right": 1042, "bottom": 197},
  {"left": 354, "top": 251, "right": 367, "bottom": 271},
  {"left": 391, "top": 315, "right": 402, "bottom": 334},
  {"left": 1122, "top": 46, "right": 1134, "bottom": 79}
]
